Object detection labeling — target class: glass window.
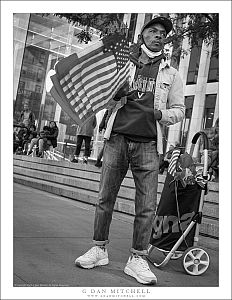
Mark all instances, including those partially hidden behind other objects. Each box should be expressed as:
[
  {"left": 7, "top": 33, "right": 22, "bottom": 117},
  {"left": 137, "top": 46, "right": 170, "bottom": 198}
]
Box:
[
  {"left": 41, "top": 93, "right": 56, "bottom": 122},
  {"left": 180, "top": 96, "right": 194, "bottom": 147},
  {"left": 18, "top": 81, "right": 25, "bottom": 93},
  {"left": 39, "top": 53, "right": 46, "bottom": 64},
  {"left": 35, "top": 85, "right": 41, "bottom": 93},
  {"left": 186, "top": 40, "right": 203, "bottom": 85},
  {"left": 203, "top": 94, "right": 216, "bottom": 129},
  {"left": 14, "top": 45, "right": 48, "bottom": 123},
  {"left": 36, "top": 69, "right": 44, "bottom": 81},
  {"left": 207, "top": 43, "right": 219, "bottom": 82}
]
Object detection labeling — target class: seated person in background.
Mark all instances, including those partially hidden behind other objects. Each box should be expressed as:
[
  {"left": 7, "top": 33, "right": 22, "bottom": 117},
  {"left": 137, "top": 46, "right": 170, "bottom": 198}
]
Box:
[
  {"left": 13, "top": 130, "right": 18, "bottom": 153},
  {"left": 22, "top": 124, "right": 37, "bottom": 155},
  {"left": 14, "top": 124, "right": 28, "bottom": 154},
  {"left": 27, "top": 121, "right": 59, "bottom": 157},
  {"left": 27, "top": 125, "right": 50, "bottom": 156},
  {"left": 39, "top": 121, "right": 59, "bottom": 157}
]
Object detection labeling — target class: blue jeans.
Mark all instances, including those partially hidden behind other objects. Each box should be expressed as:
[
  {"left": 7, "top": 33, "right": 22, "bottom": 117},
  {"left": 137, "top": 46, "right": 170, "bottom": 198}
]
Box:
[{"left": 93, "top": 134, "right": 159, "bottom": 256}]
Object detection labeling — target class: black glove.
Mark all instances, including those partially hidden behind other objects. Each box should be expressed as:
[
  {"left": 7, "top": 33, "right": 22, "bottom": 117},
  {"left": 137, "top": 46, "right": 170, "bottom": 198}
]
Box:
[{"left": 154, "top": 110, "right": 162, "bottom": 121}]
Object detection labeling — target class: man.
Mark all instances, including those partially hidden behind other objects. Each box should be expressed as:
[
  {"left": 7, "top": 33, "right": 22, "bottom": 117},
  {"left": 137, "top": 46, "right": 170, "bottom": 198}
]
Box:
[
  {"left": 75, "top": 16, "right": 185, "bottom": 285},
  {"left": 71, "top": 115, "right": 97, "bottom": 164},
  {"left": 20, "top": 102, "right": 35, "bottom": 129}
]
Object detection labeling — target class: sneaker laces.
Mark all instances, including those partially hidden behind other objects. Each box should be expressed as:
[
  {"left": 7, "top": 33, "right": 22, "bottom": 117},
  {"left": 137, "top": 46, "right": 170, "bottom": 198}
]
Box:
[
  {"left": 83, "top": 246, "right": 104, "bottom": 259},
  {"left": 132, "top": 255, "right": 151, "bottom": 271}
]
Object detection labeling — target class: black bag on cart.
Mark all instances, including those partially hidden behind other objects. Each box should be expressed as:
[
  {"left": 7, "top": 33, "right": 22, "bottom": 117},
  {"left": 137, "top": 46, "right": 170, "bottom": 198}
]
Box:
[
  {"left": 150, "top": 173, "right": 202, "bottom": 251},
  {"left": 150, "top": 148, "right": 206, "bottom": 252}
]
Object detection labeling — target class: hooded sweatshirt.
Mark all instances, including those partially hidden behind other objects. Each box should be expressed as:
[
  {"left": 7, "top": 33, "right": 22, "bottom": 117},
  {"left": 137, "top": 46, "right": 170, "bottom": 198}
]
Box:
[{"left": 112, "top": 54, "right": 164, "bottom": 142}]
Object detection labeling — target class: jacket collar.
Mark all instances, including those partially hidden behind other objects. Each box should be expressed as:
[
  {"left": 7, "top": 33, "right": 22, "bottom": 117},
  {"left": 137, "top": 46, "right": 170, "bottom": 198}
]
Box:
[{"left": 159, "top": 58, "right": 170, "bottom": 70}]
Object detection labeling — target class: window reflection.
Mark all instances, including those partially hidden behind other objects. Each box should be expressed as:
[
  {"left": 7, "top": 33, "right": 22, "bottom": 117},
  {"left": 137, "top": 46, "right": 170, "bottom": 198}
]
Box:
[
  {"left": 203, "top": 94, "right": 216, "bottom": 129},
  {"left": 186, "top": 40, "right": 202, "bottom": 85},
  {"left": 207, "top": 43, "right": 219, "bottom": 82},
  {"left": 128, "top": 14, "right": 138, "bottom": 43}
]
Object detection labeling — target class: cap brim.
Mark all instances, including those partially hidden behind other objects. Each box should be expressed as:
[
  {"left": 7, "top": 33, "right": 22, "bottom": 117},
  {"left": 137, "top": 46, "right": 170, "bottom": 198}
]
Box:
[{"left": 141, "top": 16, "right": 173, "bottom": 35}]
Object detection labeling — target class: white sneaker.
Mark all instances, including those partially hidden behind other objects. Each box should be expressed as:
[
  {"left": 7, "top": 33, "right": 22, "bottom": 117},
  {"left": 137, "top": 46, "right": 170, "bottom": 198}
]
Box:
[
  {"left": 75, "top": 246, "right": 109, "bottom": 269},
  {"left": 124, "top": 255, "right": 157, "bottom": 285}
]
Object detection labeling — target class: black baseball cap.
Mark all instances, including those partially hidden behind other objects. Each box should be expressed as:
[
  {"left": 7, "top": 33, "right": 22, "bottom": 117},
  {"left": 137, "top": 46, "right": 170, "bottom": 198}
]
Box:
[{"left": 141, "top": 16, "right": 173, "bottom": 35}]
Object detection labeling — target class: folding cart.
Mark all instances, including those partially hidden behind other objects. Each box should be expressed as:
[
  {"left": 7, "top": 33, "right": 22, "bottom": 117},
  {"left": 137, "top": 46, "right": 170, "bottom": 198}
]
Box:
[{"left": 148, "top": 131, "right": 211, "bottom": 276}]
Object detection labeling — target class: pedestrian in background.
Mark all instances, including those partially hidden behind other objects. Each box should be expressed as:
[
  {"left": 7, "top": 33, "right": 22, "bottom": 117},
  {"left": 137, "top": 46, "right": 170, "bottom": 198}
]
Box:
[
  {"left": 71, "top": 115, "right": 97, "bottom": 164},
  {"left": 75, "top": 16, "right": 185, "bottom": 285}
]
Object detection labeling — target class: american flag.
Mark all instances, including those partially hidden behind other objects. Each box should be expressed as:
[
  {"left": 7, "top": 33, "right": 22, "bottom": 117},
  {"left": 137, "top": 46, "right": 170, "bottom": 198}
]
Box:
[
  {"left": 167, "top": 148, "right": 181, "bottom": 177},
  {"left": 50, "top": 33, "right": 130, "bottom": 126}
]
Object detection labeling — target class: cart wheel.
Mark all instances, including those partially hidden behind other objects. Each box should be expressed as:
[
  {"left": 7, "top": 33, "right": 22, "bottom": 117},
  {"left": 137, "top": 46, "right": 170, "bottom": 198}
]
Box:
[{"left": 182, "top": 247, "right": 210, "bottom": 276}]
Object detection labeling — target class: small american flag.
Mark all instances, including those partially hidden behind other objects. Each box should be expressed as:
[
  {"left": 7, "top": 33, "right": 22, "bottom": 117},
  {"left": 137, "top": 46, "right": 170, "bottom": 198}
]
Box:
[
  {"left": 167, "top": 148, "right": 181, "bottom": 177},
  {"left": 50, "top": 33, "right": 130, "bottom": 126}
]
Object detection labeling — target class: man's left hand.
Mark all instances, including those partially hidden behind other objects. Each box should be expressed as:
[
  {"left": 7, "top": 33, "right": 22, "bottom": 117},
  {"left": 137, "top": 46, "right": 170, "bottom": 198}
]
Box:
[{"left": 154, "top": 110, "right": 162, "bottom": 120}]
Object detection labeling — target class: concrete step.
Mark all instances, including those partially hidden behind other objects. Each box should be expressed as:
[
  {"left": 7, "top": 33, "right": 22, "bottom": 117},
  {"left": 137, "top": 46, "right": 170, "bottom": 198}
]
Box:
[
  {"left": 13, "top": 155, "right": 219, "bottom": 242},
  {"left": 14, "top": 172, "right": 219, "bottom": 242}
]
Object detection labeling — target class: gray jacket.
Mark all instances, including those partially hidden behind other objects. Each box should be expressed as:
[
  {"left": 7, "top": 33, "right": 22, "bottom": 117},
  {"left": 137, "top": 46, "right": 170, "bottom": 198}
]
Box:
[
  {"left": 104, "top": 59, "right": 185, "bottom": 154},
  {"left": 77, "top": 115, "right": 97, "bottom": 137}
]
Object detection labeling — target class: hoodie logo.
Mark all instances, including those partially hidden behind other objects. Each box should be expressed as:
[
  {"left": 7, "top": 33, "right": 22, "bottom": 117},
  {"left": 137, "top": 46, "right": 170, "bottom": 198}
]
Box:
[
  {"left": 137, "top": 92, "right": 144, "bottom": 99},
  {"left": 130, "top": 75, "right": 156, "bottom": 93}
]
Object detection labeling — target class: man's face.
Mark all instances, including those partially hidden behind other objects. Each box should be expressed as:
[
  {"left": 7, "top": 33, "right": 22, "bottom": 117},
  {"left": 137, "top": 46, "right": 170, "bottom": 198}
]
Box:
[{"left": 142, "top": 23, "right": 166, "bottom": 52}]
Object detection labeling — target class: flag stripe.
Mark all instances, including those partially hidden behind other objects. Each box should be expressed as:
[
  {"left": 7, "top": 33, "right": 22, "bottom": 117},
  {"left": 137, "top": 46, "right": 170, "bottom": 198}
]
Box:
[
  {"left": 62, "top": 67, "right": 117, "bottom": 111},
  {"left": 62, "top": 53, "right": 116, "bottom": 96},
  {"left": 60, "top": 56, "right": 116, "bottom": 108},
  {"left": 67, "top": 61, "right": 117, "bottom": 99},
  {"left": 86, "top": 63, "right": 130, "bottom": 112},
  {"left": 79, "top": 53, "right": 116, "bottom": 82},
  {"left": 56, "top": 41, "right": 104, "bottom": 80},
  {"left": 74, "top": 64, "right": 130, "bottom": 119},
  {"left": 60, "top": 51, "right": 109, "bottom": 87},
  {"left": 50, "top": 79, "right": 81, "bottom": 125},
  {"left": 168, "top": 149, "right": 181, "bottom": 176},
  {"left": 60, "top": 56, "right": 118, "bottom": 110},
  {"left": 73, "top": 61, "right": 130, "bottom": 117}
]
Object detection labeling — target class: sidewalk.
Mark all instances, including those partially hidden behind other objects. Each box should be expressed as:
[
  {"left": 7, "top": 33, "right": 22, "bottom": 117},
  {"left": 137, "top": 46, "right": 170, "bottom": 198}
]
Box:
[{"left": 13, "top": 183, "right": 219, "bottom": 288}]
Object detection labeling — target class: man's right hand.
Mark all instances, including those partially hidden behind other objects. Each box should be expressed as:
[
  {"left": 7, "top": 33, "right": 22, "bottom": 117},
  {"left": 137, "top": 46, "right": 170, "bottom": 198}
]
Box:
[{"left": 114, "top": 82, "right": 129, "bottom": 101}]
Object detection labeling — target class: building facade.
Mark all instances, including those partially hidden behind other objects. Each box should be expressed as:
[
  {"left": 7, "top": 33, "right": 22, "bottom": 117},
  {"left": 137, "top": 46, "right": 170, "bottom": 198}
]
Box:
[{"left": 13, "top": 13, "right": 219, "bottom": 158}]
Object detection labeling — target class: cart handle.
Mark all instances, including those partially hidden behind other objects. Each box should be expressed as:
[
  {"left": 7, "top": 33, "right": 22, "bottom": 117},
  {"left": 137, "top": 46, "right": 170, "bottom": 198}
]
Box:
[
  {"left": 191, "top": 131, "right": 209, "bottom": 150},
  {"left": 190, "top": 131, "right": 209, "bottom": 177}
]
